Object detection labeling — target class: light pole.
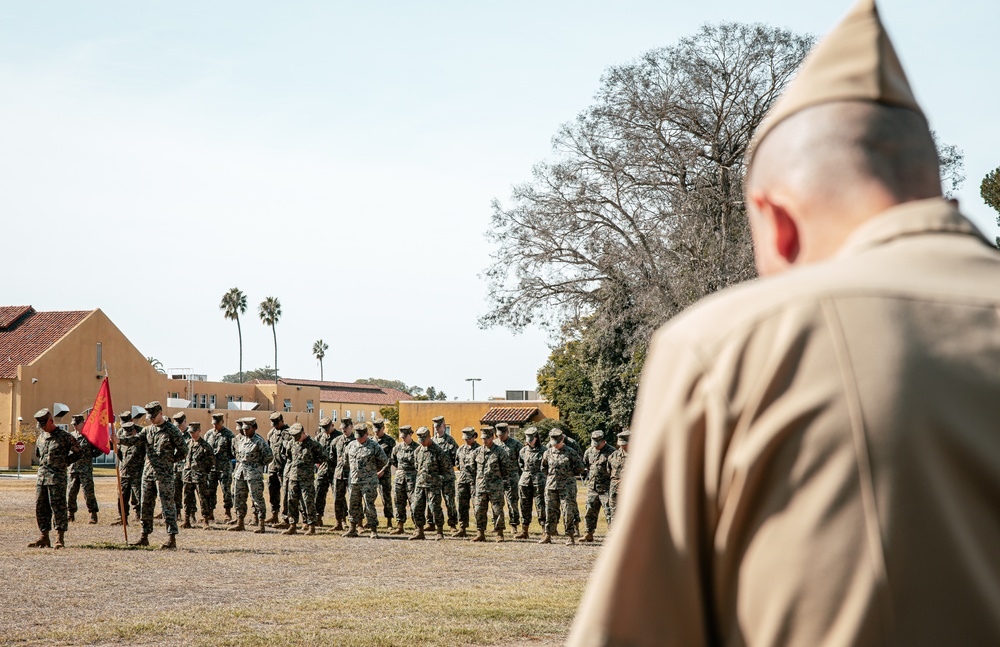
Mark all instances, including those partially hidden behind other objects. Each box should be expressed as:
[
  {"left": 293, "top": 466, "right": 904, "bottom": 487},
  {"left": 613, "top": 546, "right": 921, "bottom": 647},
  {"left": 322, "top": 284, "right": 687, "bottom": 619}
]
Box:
[{"left": 465, "top": 378, "right": 482, "bottom": 400}]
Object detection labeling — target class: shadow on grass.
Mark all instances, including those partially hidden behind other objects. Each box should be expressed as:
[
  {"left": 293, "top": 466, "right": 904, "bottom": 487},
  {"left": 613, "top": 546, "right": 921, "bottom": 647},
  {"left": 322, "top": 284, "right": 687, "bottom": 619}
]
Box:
[{"left": 79, "top": 541, "right": 155, "bottom": 551}]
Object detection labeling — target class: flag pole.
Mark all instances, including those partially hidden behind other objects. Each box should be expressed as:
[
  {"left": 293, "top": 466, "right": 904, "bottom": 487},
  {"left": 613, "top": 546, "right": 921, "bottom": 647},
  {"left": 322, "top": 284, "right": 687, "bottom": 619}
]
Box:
[{"left": 105, "top": 365, "right": 129, "bottom": 544}]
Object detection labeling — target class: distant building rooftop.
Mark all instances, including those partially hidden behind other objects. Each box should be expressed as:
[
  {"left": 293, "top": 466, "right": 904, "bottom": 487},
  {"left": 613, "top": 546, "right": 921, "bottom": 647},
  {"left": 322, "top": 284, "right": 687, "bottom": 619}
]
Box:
[
  {"left": 249, "top": 378, "right": 412, "bottom": 406},
  {"left": 0, "top": 306, "right": 92, "bottom": 379}
]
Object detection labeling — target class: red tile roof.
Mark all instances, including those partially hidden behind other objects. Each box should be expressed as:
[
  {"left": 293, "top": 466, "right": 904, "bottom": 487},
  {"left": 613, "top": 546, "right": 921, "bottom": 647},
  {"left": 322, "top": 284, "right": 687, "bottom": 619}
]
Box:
[
  {"left": 480, "top": 407, "right": 540, "bottom": 424},
  {"left": 0, "top": 307, "right": 92, "bottom": 379},
  {"left": 249, "top": 378, "right": 412, "bottom": 406}
]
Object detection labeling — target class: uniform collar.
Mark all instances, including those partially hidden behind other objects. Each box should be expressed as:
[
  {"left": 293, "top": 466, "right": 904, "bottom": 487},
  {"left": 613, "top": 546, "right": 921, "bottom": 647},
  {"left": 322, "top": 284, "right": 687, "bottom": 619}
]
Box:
[{"left": 836, "top": 198, "right": 987, "bottom": 259}]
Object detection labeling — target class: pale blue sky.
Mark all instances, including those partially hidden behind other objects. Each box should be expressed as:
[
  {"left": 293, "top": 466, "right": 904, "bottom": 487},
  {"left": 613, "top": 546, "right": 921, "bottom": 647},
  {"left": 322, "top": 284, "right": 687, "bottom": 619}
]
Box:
[{"left": 2, "top": 1, "right": 997, "bottom": 401}]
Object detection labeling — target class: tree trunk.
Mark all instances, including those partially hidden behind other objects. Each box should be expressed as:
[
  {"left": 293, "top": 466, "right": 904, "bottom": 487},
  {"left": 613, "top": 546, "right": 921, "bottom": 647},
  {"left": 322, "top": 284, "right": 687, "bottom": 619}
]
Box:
[
  {"left": 320, "top": 359, "right": 324, "bottom": 382},
  {"left": 237, "top": 317, "right": 244, "bottom": 384},
  {"left": 272, "top": 324, "right": 278, "bottom": 383}
]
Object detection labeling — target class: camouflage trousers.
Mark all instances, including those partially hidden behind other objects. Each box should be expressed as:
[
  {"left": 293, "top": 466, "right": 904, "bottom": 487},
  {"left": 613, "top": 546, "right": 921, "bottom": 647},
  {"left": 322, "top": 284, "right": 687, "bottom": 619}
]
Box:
[
  {"left": 393, "top": 472, "right": 416, "bottom": 523},
  {"left": 377, "top": 473, "right": 393, "bottom": 522},
  {"left": 584, "top": 489, "right": 612, "bottom": 533},
  {"left": 287, "top": 478, "right": 317, "bottom": 526},
  {"left": 314, "top": 470, "right": 334, "bottom": 518},
  {"left": 518, "top": 481, "right": 545, "bottom": 528},
  {"left": 545, "top": 485, "right": 577, "bottom": 537},
  {"left": 119, "top": 470, "right": 143, "bottom": 519},
  {"left": 334, "top": 478, "right": 349, "bottom": 522},
  {"left": 173, "top": 471, "right": 187, "bottom": 516},
  {"left": 141, "top": 471, "right": 178, "bottom": 536},
  {"left": 267, "top": 470, "right": 282, "bottom": 517},
  {"left": 349, "top": 480, "right": 379, "bottom": 530},
  {"left": 609, "top": 483, "right": 621, "bottom": 523},
  {"left": 503, "top": 474, "right": 520, "bottom": 526},
  {"left": 68, "top": 470, "right": 99, "bottom": 514},
  {"left": 456, "top": 481, "right": 474, "bottom": 529},
  {"left": 474, "top": 482, "right": 506, "bottom": 532},
  {"left": 36, "top": 479, "right": 69, "bottom": 532},
  {"left": 280, "top": 474, "right": 292, "bottom": 521},
  {"left": 235, "top": 476, "right": 266, "bottom": 520},
  {"left": 412, "top": 485, "right": 443, "bottom": 529},
  {"left": 183, "top": 481, "right": 212, "bottom": 519},
  {"left": 207, "top": 464, "right": 234, "bottom": 515},
  {"left": 427, "top": 476, "right": 457, "bottom": 528}
]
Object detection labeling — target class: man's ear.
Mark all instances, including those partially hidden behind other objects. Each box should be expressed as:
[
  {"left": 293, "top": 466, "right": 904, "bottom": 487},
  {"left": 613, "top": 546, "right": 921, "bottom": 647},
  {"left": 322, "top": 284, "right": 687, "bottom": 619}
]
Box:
[{"left": 750, "top": 192, "right": 800, "bottom": 274}]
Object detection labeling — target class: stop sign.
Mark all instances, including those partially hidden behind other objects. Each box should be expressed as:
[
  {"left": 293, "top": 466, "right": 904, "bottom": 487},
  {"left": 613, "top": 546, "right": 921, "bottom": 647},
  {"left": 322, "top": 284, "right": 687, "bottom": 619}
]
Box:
[{"left": 14, "top": 441, "right": 25, "bottom": 453}]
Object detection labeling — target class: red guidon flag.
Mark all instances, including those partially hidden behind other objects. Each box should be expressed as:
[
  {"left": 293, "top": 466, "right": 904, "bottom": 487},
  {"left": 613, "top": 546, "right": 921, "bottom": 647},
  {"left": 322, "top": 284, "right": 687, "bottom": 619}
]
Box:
[{"left": 82, "top": 377, "right": 114, "bottom": 454}]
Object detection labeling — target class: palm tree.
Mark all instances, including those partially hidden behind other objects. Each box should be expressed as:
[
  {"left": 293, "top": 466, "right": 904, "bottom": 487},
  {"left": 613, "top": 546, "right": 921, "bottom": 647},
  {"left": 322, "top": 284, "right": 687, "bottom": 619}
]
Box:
[
  {"left": 312, "top": 339, "right": 329, "bottom": 381},
  {"left": 146, "top": 357, "right": 165, "bottom": 374},
  {"left": 220, "top": 287, "right": 248, "bottom": 383},
  {"left": 258, "top": 297, "right": 282, "bottom": 383}
]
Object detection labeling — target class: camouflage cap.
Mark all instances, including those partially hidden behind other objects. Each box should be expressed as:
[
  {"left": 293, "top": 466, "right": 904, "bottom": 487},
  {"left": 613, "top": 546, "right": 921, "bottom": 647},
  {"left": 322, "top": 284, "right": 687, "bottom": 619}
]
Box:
[
  {"left": 524, "top": 427, "right": 538, "bottom": 437},
  {"left": 119, "top": 411, "right": 133, "bottom": 422},
  {"left": 341, "top": 417, "right": 353, "bottom": 426},
  {"left": 495, "top": 422, "right": 509, "bottom": 431},
  {"left": 269, "top": 411, "right": 283, "bottom": 422},
  {"left": 590, "top": 430, "right": 605, "bottom": 441},
  {"left": 355, "top": 422, "right": 370, "bottom": 435},
  {"left": 461, "top": 426, "right": 477, "bottom": 438},
  {"left": 399, "top": 425, "right": 413, "bottom": 435},
  {"left": 144, "top": 401, "right": 162, "bottom": 414},
  {"left": 172, "top": 411, "right": 187, "bottom": 422},
  {"left": 189, "top": 421, "right": 201, "bottom": 429},
  {"left": 373, "top": 418, "right": 385, "bottom": 428},
  {"left": 71, "top": 414, "right": 85, "bottom": 424},
  {"left": 211, "top": 412, "right": 225, "bottom": 421},
  {"left": 415, "top": 426, "right": 431, "bottom": 439},
  {"left": 549, "top": 428, "right": 565, "bottom": 440},
  {"left": 318, "top": 417, "right": 333, "bottom": 427},
  {"left": 33, "top": 408, "right": 51, "bottom": 421},
  {"left": 617, "top": 430, "right": 631, "bottom": 445},
  {"left": 243, "top": 417, "right": 258, "bottom": 427},
  {"left": 120, "top": 421, "right": 135, "bottom": 430},
  {"left": 480, "top": 426, "right": 496, "bottom": 437},
  {"left": 431, "top": 416, "right": 445, "bottom": 424},
  {"left": 289, "top": 422, "right": 304, "bottom": 435}
]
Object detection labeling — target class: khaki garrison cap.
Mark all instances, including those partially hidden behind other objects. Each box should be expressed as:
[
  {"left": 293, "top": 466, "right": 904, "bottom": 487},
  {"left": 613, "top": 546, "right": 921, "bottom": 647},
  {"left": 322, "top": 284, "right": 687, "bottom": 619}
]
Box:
[
  {"left": 144, "top": 401, "right": 162, "bottom": 413},
  {"left": 269, "top": 412, "right": 283, "bottom": 422},
  {"left": 750, "top": 0, "right": 925, "bottom": 160},
  {"left": 399, "top": 425, "right": 413, "bottom": 435},
  {"left": 415, "top": 426, "right": 431, "bottom": 439}
]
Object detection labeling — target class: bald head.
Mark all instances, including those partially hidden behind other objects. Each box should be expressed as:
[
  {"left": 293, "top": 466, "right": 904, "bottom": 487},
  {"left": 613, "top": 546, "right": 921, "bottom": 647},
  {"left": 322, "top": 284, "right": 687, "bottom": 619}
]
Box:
[{"left": 746, "top": 101, "right": 941, "bottom": 275}]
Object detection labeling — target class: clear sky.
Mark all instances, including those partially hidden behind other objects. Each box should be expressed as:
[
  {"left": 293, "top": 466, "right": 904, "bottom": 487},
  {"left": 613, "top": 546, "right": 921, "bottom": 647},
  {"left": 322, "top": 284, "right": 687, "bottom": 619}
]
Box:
[{"left": 2, "top": 0, "right": 997, "bottom": 401}]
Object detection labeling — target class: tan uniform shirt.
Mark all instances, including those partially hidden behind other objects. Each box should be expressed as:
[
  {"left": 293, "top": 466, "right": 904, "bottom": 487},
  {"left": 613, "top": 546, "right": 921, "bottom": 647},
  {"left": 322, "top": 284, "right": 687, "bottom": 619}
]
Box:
[{"left": 569, "top": 198, "right": 1000, "bottom": 647}]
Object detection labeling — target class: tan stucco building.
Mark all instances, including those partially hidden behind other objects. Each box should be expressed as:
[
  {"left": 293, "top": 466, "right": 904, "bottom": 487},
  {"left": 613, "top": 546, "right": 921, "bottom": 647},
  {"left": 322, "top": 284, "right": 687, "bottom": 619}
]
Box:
[{"left": 399, "top": 400, "right": 559, "bottom": 445}]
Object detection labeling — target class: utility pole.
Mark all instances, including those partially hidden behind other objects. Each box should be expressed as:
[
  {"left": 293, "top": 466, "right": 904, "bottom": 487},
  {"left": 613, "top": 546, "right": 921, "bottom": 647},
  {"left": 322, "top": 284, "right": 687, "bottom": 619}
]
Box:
[{"left": 465, "top": 378, "right": 482, "bottom": 401}]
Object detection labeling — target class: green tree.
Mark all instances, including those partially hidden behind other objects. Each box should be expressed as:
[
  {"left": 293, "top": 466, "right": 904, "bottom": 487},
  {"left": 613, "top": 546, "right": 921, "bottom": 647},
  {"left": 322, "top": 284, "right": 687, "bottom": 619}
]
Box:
[
  {"left": 412, "top": 387, "right": 448, "bottom": 401},
  {"left": 220, "top": 287, "right": 248, "bottom": 383},
  {"left": 981, "top": 166, "right": 1000, "bottom": 248},
  {"left": 355, "top": 378, "right": 418, "bottom": 394},
  {"left": 312, "top": 339, "right": 329, "bottom": 381},
  {"left": 258, "top": 297, "right": 282, "bottom": 384},
  {"left": 221, "top": 366, "right": 277, "bottom": 384},
  {"left": 378, "top": 404, "right": 400, "bottom": 439}
]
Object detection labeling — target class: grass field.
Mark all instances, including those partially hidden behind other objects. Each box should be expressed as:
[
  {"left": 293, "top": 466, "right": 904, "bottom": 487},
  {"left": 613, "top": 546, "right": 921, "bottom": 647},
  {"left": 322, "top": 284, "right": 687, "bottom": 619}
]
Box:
[{"left": 0, "top": 476, "right": 604, "bottom": 646}]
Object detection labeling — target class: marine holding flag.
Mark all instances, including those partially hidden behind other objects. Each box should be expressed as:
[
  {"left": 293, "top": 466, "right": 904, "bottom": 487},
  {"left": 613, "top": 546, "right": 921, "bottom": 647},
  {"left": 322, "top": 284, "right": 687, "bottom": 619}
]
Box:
[{"left": 80, "top": 377, "right": 114, "bottom": 455}]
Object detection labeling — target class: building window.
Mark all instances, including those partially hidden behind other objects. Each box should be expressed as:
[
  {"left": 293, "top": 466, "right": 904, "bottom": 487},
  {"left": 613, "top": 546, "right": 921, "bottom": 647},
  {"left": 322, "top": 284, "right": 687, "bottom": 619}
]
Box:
[
  {"left": 95, "top": 343, "right": 102, "bottom": 373},
  {"left": 332, "top": 409, "right": 338, "bottom": 422},
  {"left": 170, "top": 392, "right": 179, "bottom": 399},
  {"left": 210, "top": 395, "right": 217, "bottom": 409},
  {"left": 200, "top": 394, "right": 207, "bottom": 409},
  {"left": 359, "top": 410, "right": 365, "bottom": 422},
  {"left": 345, "top": 410, "right": 351, "bottom": 419},
  {"left": 306, "top": 400, "right": 314, "bottom": 413},
  {"left": 283, "top": 399, "right": 292, "bottom": 413},
  {"left": 319, "top": 408, "right": 324, "bottom": 419},
  {"left": 192, "top": 393, "right": 198, "bottom": 406}
]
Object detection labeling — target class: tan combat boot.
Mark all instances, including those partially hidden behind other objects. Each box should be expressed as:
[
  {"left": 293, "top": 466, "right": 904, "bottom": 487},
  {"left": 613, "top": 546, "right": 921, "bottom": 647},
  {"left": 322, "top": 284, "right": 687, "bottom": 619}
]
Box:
[
  {"left": 582, "top": 531, "right": 594, "bottom": 543},
  {"left": 181, "top": 516, "right": 192, "bottom": 529},
  {"left": 273, "top": 518, "right": 290, "bottom": 530},
  {"left": 133, "top": 532, "right": 150, "bottom": 546},
  {"left": 370, "top": 527, "right": 379, "bottom": 539},
  {"left": 305, "top": 524, "right": 315, "bottom": 536},
  {"left": 159, "top": 534, "right": 177, "bottom": 550},
  {"left": 202, "top": 517, "right": 211, "bottom": 530},
  {"left": 333, "top": 519, "right": 344, "bottom": 531},
  {"left": 89, "top": 512, "right": 98, "bottom": 525},
  {"left": 281, "top": 523, "right": 298, "bottom": 535},
  {"left": 315, "top": 516, "right": 324, "bottom": 527},
  {"left": 452, "top": 527, "right": 467, "bottom": 538},
  {"left": 254, "top": 519, "right": 266, "bottom": 534},
  {"left": 27, "top": 531, "right": 51, "bottom": 548},
  {"left": 227, "top": 516, "right": 245, "bottom": 532},
  {"left": 390, "top": 521, "right": 405, "bottom": 535},
  {"left": 54, "top": 530, "right": 66, "bottom": 549},
  {"left": 538, "top": 533, "right": 552, "bottom": 544},
  {"left": 496, "top": 528, "right": 505, "bottom": 543},
  {"left": 408, "top": 527, "right": 425, "bottom": 541},
  {"left": 470, "top": 529, "right": 486, "bottom": 543},
  {"left": 343, "top": 523, "right": 358, "bottom": 538},
  {"left": 265, "top": 511, "right": 279, "bottom": 525},
  {"left": 224, "top": 509, "right": 233, "bottom": 523},
  {"left": 566, "top": 532, "right": 576, "bottom": 546},
  {"left": 434, "top": 530, "right": 444, "bottom": 541},
  {"left": 514, "top": 524, "right": 529, "bottom": 540}
]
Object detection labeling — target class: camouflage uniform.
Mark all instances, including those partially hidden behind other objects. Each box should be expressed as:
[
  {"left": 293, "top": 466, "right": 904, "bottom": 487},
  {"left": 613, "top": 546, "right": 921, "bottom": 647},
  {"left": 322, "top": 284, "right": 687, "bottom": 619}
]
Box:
[
  {"left": 346, "top": 434, "right": 388, "bottom": 531},
  {"left": 182, "top": 436, "right": 216, "bottom": 521},
  {"left": 68, "top": 429, "right": 100, "bottom": 516},
  {"left": 204, "top": 422, "right": 236, "bottom": 517},
  {"left": 518, "top": 441, "right": 547, "bottom": 528},
  {"left": 374, "top": 431, "right": 395, "bottom": 524},
  {"left": 430, "top": 431, "right": 459, "bottom": 528},
  {"left": 389, "top": 437, "right": 418, "bottom": 523},
  {"left": 35, "top": 427, "right": 83, "bottom": 533},
  {"left": 455, "top": 439, "right": 480, "bottom": 530},
  {"left": 499, "top": 433, "right": 523, "bottom": 526},
  {"left": 474, "top": 441, "right": 509, "bottom": 532},
  {"left": 234, "top": 430, "right": 274, "bottom": 520},
  {"left": 286, "top": 431, "right": 326, "bottom": 527},
  {"left": 332, "top": 431, "right": 355, "bottom": 523},
  {"left": 541, "top": 442, "right": 585, "bottom": 537},
  {"left": 412, "top": 439, "right": 450, "bottom": 530},
  {"left": 608, "top": 443, "right": 629, "bottom": 522},
  {"left": 172, "top": 427, "right": 192, "bottom": 517},
  {"left": 118, "top": 423, "right": 146, "bottom": 520},
  {"left": 314, "top": 425, "right": 340, "bottom": 521},
  {"left": 266, "top": 424, "right": 288, "bottom": 520},
  {"left": 117, "top": 419, "right": 187, "bottom": 536},
  {"left": 583, "top": 440, "right": 616, "bottom": 533}
]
